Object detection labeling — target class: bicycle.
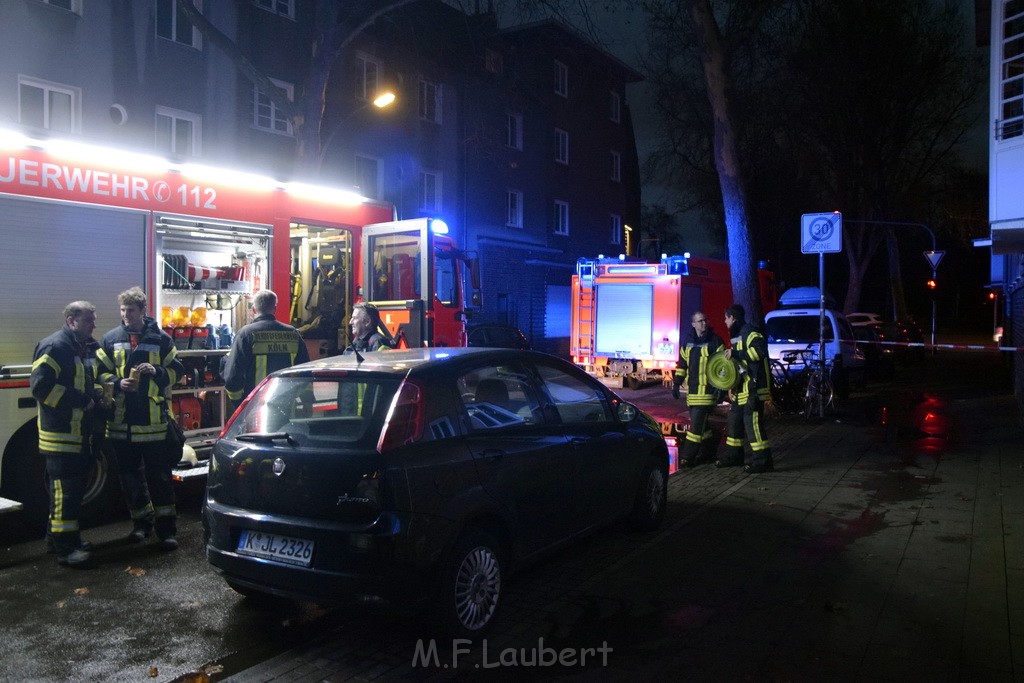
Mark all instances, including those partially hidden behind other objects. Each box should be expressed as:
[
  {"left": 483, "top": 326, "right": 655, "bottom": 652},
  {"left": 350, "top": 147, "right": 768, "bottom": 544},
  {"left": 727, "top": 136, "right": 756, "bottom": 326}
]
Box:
[
  {"left": 799, "top": 356, "right": 835, "bottom": 420},
  {"left": 769, "top": 359, "right": 804, "bottom": 413}
]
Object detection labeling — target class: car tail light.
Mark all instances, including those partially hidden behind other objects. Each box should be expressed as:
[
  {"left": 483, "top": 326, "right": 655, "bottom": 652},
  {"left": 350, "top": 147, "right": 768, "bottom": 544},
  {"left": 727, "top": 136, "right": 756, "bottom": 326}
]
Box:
[
  {"left": 377, "top": 380, "right": 424, "bottom": 452},
  {"left": 217, "top": 375, "right": 272, "bottom": 438}
]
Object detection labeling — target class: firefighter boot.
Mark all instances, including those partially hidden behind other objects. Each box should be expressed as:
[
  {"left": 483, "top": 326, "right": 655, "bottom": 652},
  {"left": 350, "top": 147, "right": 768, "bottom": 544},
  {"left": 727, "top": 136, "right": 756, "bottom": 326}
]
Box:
[
  {"left": 127, "top": 523, "right": 153, "bottom": 544},
  {"left": 715, "top": 443, "right": 744, "bottom": 468},
  {"left": 744, "top": 448, "right": 774, "bottom": 474},
  {"left": 696, "top": 429, "right": 719, "bottom": 464},
  {"left": 53, "top": 532, "right": 94, "bottom": 569},
  {"left": 678, "top": 437, "right": 701, "bottom": 468}
]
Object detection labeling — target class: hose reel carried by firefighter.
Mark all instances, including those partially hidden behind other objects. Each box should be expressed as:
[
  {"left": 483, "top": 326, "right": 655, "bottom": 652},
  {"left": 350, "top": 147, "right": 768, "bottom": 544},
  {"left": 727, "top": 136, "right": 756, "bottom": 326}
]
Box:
[{"left": 707, "top": 351, "right": 742, "bottom": 391}]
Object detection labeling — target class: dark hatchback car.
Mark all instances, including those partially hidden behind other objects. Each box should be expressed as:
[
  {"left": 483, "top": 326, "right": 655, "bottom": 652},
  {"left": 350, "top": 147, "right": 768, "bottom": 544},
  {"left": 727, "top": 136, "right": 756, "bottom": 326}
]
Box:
[
  {"left": 203, "top": 348, "right": 668, "bottom": 636},
  {"left": 466, "top": 324, "right": 530, "bottom": 350},
  {"left": 852, "top": 324, "right": 896, "bottom": 380}
]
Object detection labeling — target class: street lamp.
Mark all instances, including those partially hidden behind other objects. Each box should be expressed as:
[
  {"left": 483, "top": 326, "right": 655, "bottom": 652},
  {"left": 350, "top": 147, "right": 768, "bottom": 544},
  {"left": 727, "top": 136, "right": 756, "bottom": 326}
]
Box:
[{"left": 318, "top": 91, "right": 396, "bottom": 169}]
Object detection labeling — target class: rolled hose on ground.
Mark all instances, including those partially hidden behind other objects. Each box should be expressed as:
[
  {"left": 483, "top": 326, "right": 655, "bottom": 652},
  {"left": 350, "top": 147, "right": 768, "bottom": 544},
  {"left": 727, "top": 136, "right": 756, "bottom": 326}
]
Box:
[{"left": 707, "top": 351, "right": 742, "bottom": 391}]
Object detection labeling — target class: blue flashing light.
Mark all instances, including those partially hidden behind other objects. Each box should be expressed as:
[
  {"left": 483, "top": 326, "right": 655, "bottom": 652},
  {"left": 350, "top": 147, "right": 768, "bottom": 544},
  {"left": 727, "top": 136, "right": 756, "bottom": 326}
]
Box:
[{"left": 429, "top": 219, "right": 449, "bottom": 235}]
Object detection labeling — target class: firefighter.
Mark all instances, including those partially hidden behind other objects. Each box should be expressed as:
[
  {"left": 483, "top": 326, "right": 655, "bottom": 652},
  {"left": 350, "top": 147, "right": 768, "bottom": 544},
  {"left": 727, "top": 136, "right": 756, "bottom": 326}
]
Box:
[
  {"left": 672, "top": 310, "right": 726, "bottom": 467},
  {"left": 345, "top": 302, "right": 395, "bottom": 353},
  {"left": 96, "top": 287, "right": 185, "bottom": 550},
  {"left": 719, "top": 304, "right": 774, "bottom": 473},
  {"left": 224, "top": 289, "right": 310, "bottom": 407},
  {"left": 30, "top": 301, "right": 104, "bottom": 568}
]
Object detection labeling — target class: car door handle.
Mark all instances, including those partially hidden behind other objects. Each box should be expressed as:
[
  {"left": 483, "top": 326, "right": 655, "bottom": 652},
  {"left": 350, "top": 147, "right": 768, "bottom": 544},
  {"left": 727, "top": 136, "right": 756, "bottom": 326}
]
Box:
[{"left": 480, "top": 449, "right": 505, "bottom": 461}]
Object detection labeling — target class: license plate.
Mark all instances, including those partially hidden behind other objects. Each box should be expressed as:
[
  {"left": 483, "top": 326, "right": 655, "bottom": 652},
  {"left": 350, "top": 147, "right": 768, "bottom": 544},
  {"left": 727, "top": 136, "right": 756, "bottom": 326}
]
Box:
[{"left": 236, "top": 530, "right": 315, "bottom": 567}]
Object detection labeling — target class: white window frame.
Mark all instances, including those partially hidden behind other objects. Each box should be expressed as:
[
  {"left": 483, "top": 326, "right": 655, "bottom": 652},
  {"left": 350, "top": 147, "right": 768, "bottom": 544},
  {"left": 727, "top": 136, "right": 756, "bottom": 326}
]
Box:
[
  {"left": 554, "top": 60, "right": 568, "bottom": 98},
  {"left": 252, "top": 78, "right": 294, "bottom": 135},
  {"left": 156, "top": 0, "right": 203, "bottom": 49},
  {"left": 553, "top": 200, "right": 569, "bottom": 236},
  {"left": 354, "top": 155, "right": 381, "bottom": 199},
  {"left": 253, "top": 0, "right": 294, "bottom": 19},
  {"left": 356, "top": 54, "right": 381, "bottom": 101},
  {"left": 419, "top": 80, "right": 442, "bottom": 124},
  {"left": 18, "top": 76, "right": 80, "bottom": 133},
  {"left": 41, "top": 0, "right": 82, "bottom": 13},
  {"left": 611, "top": 150, "right": 621, "bottom": 182},
  {"left": 155, "top": 106, "right": 202, "bottom": 157},
  {"left": 506, "top": 190, "right": 523, "bottom": 228},
  {"left": 610, "top": 214, "right": 622, "bottom": 245},
  {"left": 420, "top": 170, "right": 441, "bottom": 212},
  {"left": 554, "top": 128, "right": 569, "bottom": 165},
  {"left": 610, "top": 90, "right": 621, "bottom": 123},
  {"left": 507, "top": 113, "right": 523, "bottom": 150},
  {"left": 999, "top": 1, "right": 1024, "bottom": 140}
]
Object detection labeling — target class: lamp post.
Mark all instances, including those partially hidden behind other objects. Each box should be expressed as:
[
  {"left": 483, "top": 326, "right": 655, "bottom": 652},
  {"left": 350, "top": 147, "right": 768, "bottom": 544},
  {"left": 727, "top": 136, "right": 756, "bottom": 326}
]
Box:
[{"left": 317, "top": 91, "right": 395, "bottom": 170}]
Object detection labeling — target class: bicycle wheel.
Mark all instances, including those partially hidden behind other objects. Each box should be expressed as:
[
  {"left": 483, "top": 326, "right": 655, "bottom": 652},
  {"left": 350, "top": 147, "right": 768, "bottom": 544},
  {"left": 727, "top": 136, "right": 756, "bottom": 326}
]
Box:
[
  {"left": 769, "top": 361, "right": 799, "bottom": 412},
  {"left": 802, "top": 370, "right": 819, "bottom": 420}
]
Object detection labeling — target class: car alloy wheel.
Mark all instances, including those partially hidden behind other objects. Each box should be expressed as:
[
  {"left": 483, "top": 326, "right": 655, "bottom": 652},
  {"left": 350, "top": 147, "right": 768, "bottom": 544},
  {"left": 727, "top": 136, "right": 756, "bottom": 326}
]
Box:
[
  {"left": 442, "top": 531, "right": 503, "bottom": 635},
  {"left": 629, "top": 460, "right": 667, "bottom": 531}
]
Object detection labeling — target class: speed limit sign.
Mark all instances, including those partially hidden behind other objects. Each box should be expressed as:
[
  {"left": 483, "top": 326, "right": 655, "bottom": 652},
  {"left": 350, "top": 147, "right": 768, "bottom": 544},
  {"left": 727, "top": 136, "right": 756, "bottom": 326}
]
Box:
[{"left": 801, "top": 212, "right": 843, "bottom": 254}]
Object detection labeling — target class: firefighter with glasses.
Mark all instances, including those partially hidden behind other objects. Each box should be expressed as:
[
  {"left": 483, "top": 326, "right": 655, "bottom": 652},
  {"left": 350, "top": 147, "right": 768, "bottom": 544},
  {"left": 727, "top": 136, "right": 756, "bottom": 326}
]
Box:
[{"left": 672, "top": 311, "right": 726, "bottom": 467}]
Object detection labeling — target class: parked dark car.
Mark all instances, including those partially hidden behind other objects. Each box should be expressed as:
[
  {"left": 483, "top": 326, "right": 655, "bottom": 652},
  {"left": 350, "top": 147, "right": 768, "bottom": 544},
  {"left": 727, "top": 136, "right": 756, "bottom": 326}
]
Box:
[
  {"left": 466, "top": 323, "right": 530, "bottom": 349},
  {"left": 853, "top": 324, "right": 896, "bottom": 380},
  {"left": 203, "top": 348, "right": 668, "bottom": 637},
  {"left": 877, "top": 320, "right": 926, "bottom": 361}
]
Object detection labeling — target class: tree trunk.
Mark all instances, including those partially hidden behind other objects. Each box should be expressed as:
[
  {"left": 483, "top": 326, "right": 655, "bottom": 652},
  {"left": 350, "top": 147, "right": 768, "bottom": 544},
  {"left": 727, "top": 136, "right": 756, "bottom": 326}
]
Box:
[{"left": 687, "top": 0, "right": 760, "bottom": 322}]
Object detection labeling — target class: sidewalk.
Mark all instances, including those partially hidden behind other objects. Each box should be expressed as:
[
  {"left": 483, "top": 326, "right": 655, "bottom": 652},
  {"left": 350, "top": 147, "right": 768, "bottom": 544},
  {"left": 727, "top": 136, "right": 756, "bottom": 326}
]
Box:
[{"left": 214, "top": 350, "right": 1023, "bottom": 682}]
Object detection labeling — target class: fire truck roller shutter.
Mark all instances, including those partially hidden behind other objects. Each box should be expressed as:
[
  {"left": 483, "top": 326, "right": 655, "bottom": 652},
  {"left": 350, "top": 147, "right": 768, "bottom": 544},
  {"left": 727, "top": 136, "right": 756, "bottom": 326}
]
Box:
[{"left": 0, "top": 196, "right": 147, "bottom": 531}]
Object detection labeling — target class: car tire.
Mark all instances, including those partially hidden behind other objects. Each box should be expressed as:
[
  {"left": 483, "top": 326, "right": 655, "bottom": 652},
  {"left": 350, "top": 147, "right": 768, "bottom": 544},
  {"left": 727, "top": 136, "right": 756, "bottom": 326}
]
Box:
[
  {"left": 628, "top": 458, "right": 667, "bottom": 531},
  {"left": 435, "top": 531, "right": 504, "bottom": 638}
]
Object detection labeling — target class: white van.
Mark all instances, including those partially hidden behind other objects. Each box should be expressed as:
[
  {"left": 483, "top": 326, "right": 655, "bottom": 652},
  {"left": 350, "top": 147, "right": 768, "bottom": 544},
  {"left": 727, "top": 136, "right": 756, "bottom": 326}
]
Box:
[{"left": 764, "top": 287, "right": 866, "bottom": 390}]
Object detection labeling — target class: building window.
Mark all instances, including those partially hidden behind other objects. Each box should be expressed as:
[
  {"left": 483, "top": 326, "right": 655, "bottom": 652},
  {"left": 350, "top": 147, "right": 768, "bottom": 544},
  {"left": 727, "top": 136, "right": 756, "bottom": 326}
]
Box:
[
  {"left": 354, "top": 155, "right": 380, "bottom": 199},
  {"left": 999, "top": 1, "right": 1024, "bottom": 140},
  {"left": 554, "top": 60, "right": 568, "bottom": 97},
  {"left": 42, "top": 0, "right": 82, "bottom": 13},
  {"left": 155, "top": 106, "right": 201, "bottom": 157},
  {"left": 420, "top": 170, "right": 441, "bottom": 211},
  {"left": 253, "top": 0, "right": 293, "bottom": 18},
  {"left": 506, "top": 190, "right": 523, "bottom": 228},
  {"left": 553, "top": 200, "right": 569, "bottom": 236},
  {"left": 484, "top": 49, "right": 504, "bottom": 75},
  {"left": 356, "top": 54, "right": 380, "bottom": 100},
  {"left": 156, "top": 0, "right": 202, "bottom": 49},
  {"left": 507, "top": 113, "right": 522, "bottom": 150},
  {"left": 610, "top": 150, "right": 621, "bottom": 182},
  {"left": 610, "top": 91, "right": 621, "bottom": 123},
  {"left": 252, "top": 79, "right": 293, "bottom": 135},
  {"left": 18, "top": 76, "right": 79, "bottom": 133},
  {"left": 610, "top": 214, "right": 622, "bottom": 245},
  {"left": 554, "top": 128, "right": 569, "bottom": 165},
  {"left": 419, "top": 80, "right": 442, "bottom": 124}
]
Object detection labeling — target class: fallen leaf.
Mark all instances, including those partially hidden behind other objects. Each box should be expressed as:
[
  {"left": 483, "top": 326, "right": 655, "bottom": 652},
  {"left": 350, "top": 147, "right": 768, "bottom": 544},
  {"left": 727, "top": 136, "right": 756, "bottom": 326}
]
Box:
[
  {"left": 203, "top": 664, "right": 224, "bottom": 675},
  {"left": 55, "top": 600, "right": 66, "bottom": 609},
  {"left": 74, "top": 587, "right": 89, "bottom": 596},
  {"left": 149, "top": 666, "right": 159, "bottom": 678},
  {"left": 125, "top": 566, "right": 147, "bottom": 577}
]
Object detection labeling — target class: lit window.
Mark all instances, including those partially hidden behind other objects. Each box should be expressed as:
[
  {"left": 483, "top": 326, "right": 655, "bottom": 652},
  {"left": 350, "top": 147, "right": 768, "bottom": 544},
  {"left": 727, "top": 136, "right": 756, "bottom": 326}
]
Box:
[
  {"left": 610, "top": 91, "right": 621, "bottom": 123},
  {"left": 507, "top": 113, "right": 522, "bottom": 150},
  {"left": 18, "top": 76, "right": 79, "bottom": 133},
  {"left": 554, "top": 128, "right": 569, "bottom": 164},
  {"left": 253, "top": 0, "right": 293, "bottom": 18},
  {"left": 611, "top": 151, "right": 621, "bottom": 182},
  {"left": 420, "top": 171, "right": 441, "bottom": 211},
  {"left": 610, "top": 214, "right": 622, "bottom": 245},
  {"left": 156, "top": 0, "right": 202, "bottom": 49},
  {"left": 354, "top": 155, "right": 380, "bottom": 199},
  {"left": 356, "top": 54, "right": 380, "bottom": 101},
  {"left": 419, "top": 80, "right": 442, "bottom": 124},
  {"left": 252, "top": 79, "right": 293, "bottom": 135},
  {"left": 155, "top": 106, "right": 201, "bottom": 157},
  {"left": 506, "top": 190, "right": 523, "bottom": 228},
  {"left": 554, "top": 60, "right": 568, "bottom": 97},
  {"left": 553, "top": 200, "right": 569, "bottom": 236}
]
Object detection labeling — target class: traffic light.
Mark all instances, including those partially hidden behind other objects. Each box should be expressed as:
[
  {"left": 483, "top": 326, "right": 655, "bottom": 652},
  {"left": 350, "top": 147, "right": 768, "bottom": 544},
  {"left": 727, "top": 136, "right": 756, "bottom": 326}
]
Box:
[{"left": 926, "top": 278, "right": 937, "bottom": 290}]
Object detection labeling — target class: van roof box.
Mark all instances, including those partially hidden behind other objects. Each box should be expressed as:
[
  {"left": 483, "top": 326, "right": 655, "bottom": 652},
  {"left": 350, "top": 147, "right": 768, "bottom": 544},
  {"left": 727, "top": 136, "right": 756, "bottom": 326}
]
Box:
[{"left": 779, "top": 286, "right": 838, "bottom": 309}]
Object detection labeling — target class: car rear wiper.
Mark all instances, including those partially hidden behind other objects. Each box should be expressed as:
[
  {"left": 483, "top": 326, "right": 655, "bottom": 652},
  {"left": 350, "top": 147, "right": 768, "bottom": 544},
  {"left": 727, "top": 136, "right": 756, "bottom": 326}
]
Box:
[{"left": 235, "top": 432, "right": 297, "bottom": 445}]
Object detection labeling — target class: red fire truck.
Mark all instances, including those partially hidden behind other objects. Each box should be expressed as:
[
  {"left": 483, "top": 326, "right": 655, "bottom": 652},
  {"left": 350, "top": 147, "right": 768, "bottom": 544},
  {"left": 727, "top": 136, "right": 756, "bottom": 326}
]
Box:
[
  {"left": 570, "top": 253, "right": 777, "bottom": 389},
  {"left": 0, "top": 128, "right": 476, "bottom": 530}
]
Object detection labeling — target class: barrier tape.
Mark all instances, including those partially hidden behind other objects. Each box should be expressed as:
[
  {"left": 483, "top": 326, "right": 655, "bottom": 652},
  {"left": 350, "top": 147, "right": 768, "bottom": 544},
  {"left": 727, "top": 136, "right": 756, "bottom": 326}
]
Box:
[{"left": 859, "top": 339, "right": 1020, "bottom": 352}]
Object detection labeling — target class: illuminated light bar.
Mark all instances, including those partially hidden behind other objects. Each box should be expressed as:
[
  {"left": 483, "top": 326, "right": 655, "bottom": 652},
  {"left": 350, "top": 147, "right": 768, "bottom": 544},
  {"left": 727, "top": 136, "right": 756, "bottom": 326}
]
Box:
[
  {"left": 283, "top": 181, "right": 368, "bottom": 206},
  {"left": 605, "top": 264, "right": 660, "bottom": 275},
  {"left": 429, "top": 218, "right": 449, "bottom": 234},
  {"left": 44, "top": 137, "right": 170, "bottom": 171},
  {"left": 176, "top": 162, "right": 280, "bottom": 190}
]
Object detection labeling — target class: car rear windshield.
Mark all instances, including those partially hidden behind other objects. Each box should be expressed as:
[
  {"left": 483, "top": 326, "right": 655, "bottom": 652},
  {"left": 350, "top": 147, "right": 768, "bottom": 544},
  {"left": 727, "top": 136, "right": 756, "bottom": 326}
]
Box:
[
  {"left": 766, "top": 316, "right": 836, "bottom": 343},
  {"left": 224, "top": 375, "right": 401, "bottom": 448}
]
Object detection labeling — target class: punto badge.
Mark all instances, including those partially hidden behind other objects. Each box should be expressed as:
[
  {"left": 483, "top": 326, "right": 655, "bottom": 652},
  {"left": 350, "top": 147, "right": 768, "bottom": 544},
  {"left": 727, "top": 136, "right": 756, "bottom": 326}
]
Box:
[{"left": 272, "top": 458, "right": 286, "bottom": 476}]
